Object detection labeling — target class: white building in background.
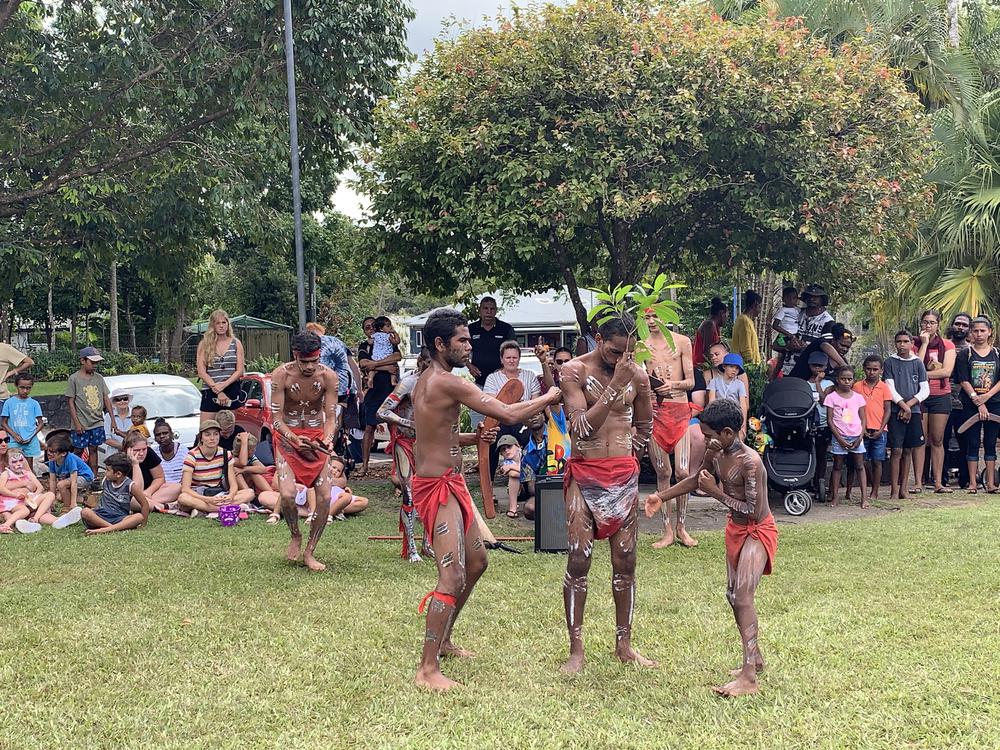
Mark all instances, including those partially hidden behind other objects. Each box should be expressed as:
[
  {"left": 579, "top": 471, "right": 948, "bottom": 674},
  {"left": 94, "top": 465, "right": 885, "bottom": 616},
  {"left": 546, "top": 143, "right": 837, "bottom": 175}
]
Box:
[{"left": 405, "top": 288, "right": 594, "bottom": 353}]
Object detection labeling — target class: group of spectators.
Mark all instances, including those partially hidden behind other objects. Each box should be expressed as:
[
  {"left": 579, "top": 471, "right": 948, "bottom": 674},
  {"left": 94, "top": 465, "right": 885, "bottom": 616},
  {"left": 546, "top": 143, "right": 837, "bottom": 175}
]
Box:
[{"left": 697, "top": 286, "right": 996, "bottom": 502}]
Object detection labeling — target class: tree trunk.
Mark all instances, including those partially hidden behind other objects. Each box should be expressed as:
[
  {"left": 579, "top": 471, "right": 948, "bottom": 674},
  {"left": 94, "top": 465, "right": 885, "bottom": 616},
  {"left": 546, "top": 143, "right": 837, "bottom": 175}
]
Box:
[
  {"left": 70, "top": 310, "right": 78, "bottom": 353},
  {"left": 109, "top": 259, "right": 120, "bottom": 352},
  {"left": 550, "top": 233, "right": 591, "bottom": 332},
  {"left": 170, "top": 303, "right": 187, "bottom": 365},
  {"left": 125, "top": 289, "right": 137, "bottom": 351},
  {"left": 160, "top": 326, "right": 170, "bottom": 364},
  {"left": 948, "top": 0, "right": 961, "bottom": 48},
  {"left": 46, "top": 278, "right": 55, "bottom": 351}
]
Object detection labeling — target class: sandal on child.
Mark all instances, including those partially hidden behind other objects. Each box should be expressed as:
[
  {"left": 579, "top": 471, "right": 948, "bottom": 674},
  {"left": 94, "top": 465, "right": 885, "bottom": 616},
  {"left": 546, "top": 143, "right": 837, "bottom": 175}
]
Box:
[
  {"left": 506, "top": 510, "right": 520, "bottom": 519},
  {"left": 266, "top": 512, "right": 281, "bottom": 525}
]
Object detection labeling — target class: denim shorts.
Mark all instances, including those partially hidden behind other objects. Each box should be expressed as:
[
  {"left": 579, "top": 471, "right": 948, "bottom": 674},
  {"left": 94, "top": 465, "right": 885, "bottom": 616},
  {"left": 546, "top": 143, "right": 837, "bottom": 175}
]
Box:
[
  {"left": 863, "top": 431, "right": 888, "bottom": 461},
  {"left": 831, "top": 434, "right": 866, "bottom": 455}
]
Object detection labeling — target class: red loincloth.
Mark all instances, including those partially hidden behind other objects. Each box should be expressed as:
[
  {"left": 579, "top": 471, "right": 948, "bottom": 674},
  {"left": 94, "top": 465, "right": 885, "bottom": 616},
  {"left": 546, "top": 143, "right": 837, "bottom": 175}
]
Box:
[
  {"left": 725, "top": 514, "right": 779, "bottom": 575},
  {"left": 276, "top": 427, "right": 328, "bottom": 487},
  {"left": 411, "top": 469, "right": 474, "bottom": 544},
  {"left": 652, "top": 400, "right": 693, "bottom": 454},
  {"left": 564, "top": 455, "right": 639, "bottom": 540},
  {"left": 387, "top": 426, "right": 415, "bottom": 480}
]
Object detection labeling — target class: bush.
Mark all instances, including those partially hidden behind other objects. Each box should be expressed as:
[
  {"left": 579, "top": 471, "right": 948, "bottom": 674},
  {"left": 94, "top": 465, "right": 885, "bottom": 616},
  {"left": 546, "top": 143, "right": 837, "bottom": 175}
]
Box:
[
  {"left": 745, "top": 362, "right": 769, "bottom": 417},
  {"left": 29, "top": 349, "right": 193, "bottom": 380},
  {"left": 247, "top": 354, "right": 281, "bottom": 374}
]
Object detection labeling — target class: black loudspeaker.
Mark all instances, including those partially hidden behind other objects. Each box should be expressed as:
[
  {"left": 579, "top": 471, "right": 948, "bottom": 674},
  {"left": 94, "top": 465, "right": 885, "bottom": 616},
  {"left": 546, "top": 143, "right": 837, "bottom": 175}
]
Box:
[{"left": 534, "top": 474, "right": 567, "bottom": 553}]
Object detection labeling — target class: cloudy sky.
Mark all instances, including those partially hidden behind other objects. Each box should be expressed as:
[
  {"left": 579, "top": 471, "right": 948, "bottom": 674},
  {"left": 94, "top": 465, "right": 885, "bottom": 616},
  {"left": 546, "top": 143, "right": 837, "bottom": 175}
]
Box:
[{"left": 330, "top": 0, "right": 518, "bottom": 219}]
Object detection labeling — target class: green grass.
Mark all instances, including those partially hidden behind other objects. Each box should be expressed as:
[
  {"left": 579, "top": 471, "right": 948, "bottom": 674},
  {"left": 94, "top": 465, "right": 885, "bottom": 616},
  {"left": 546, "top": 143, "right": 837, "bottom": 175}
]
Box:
[{"left": 1, "top": 485, "right": 998, "bottom": 749}]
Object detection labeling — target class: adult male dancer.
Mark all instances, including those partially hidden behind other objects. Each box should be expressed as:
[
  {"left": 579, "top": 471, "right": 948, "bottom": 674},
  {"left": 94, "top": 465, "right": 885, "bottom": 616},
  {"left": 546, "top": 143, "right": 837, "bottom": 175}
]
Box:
[
  {"left": 269, "top": 331, "right": 345, "bottom": 572},
  {"left": 412, "top": 309, "right": 560, "bottom": 691},
  {"left": 377, "top": 351, "right": 430, "bottom": 562},
  {"left": 642, "top": 310, "right": 702, "bottom": 549},
  {"left": 558, "top": 314, "right": 656, "bottom": 673},
  {"left": 645, "top": 399, "right": 779, "bottom": 697}
]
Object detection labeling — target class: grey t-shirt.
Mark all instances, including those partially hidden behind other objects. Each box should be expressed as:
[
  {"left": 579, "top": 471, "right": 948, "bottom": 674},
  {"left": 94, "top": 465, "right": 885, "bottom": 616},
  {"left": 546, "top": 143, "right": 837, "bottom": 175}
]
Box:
[
  {"left": 707, "top": 375, "right": 747, "bottom": 404},
  {"left": 883, "top": 355, "right": 929, "bottom": 414},
  {"left": 99, "top": 476, "right": 133, "bottom": 516},
  {"left": 65, "top": 371, "right": 110, "bottom": 429}
]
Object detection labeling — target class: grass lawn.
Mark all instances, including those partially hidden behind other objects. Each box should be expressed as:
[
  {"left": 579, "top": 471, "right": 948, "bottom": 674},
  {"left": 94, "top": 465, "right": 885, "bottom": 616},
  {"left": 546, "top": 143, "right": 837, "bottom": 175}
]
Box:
[{"left": 1, "top": 484, "right": 997, "bottom": 749}]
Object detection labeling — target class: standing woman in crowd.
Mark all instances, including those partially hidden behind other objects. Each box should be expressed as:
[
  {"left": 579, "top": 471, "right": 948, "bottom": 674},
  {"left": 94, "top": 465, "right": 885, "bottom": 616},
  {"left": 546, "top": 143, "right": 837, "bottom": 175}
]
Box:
[
  {"left": 693, "top": 297, "right": 728, "bottom": 369},
  {"left": 954, "top": 316, "right": 1000, "bottom": 494},
  {"left": 196, "top": 310, "right": 246, "bottom": 422},
  {"left": 913, "top": 310, "right": 956, "bottom": 493}
]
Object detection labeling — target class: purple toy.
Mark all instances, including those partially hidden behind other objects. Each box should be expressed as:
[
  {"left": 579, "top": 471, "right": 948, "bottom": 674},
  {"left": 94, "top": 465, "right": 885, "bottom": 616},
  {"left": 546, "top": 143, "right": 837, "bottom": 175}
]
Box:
[{"left": 217, "top": 504, "right": 241, "bottom": 526}]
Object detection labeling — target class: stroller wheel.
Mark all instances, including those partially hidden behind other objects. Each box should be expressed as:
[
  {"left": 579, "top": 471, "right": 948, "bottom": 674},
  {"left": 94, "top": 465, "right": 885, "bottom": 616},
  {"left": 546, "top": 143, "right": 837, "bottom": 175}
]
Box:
[{"left": 784, "top": 490, "right": 811, "bottom": 516}]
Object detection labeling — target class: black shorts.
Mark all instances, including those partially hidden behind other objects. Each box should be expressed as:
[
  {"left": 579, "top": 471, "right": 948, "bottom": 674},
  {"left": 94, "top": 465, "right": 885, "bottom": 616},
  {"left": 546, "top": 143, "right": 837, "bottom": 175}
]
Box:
[
  {"left": 200, "top": 382, "right": 245, "bottom": 412},
  {"left": 887, "top": 410, "right": 925, "bottom": 449},
  {"left": 923, "top": 394, "right": 951, "bottom": 415},
  {"left": 362, "top": 387, "right": 392, "bottom": 428}
]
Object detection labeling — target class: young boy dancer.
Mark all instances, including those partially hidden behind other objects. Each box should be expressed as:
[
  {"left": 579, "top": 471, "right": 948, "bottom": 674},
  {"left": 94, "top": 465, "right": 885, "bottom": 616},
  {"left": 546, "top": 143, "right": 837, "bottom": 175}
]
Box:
[{"left": 645, "top": 399, "right": 778, "bottom": 697}]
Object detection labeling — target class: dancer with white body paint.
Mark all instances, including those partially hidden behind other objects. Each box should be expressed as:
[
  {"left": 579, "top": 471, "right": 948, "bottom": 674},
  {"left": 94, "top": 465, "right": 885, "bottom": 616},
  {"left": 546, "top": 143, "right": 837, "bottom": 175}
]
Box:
[
  {"left": 558, "top": 313, "right": 656, "bottom": 674},
  {"left": 645, "top": 399, "right": 778, "bottom": 697}
]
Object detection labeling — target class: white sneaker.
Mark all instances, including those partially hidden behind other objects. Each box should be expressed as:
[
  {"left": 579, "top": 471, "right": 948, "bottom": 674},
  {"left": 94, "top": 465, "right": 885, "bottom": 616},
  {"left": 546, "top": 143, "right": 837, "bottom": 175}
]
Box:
[
  {"left": 15, "top": 519, "right": 42, "bottom": 534},
  {"left": 52, "top": 506, "right": 82, "bottom": 529}
]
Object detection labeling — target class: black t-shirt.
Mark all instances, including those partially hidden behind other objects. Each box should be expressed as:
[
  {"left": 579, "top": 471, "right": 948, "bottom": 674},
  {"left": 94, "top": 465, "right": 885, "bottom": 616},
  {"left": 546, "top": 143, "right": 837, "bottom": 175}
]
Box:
[
  {"left": 358, "top": 340, "right": 400, "bottom": 401},
  {"left": 954, "top": 346, "right": 1000, "bottom": 408},
  {"left": 219, "top": 425, "right": 246, "bottom": 452},
  {"left": 787, "top": 332, "right": 835, "bottom": 380},
  {"left": 139, "top": 450, "right": 162, "bottom": 489},
  {"left": 469, "top": 319, "right": 516, "bottom": 387}
]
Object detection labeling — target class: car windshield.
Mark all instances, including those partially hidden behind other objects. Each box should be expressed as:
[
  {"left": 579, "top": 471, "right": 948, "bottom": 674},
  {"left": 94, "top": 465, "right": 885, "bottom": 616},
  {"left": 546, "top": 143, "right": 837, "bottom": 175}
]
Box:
[{"left": 130, "top": 386, "right": 201, "bottom": 420}]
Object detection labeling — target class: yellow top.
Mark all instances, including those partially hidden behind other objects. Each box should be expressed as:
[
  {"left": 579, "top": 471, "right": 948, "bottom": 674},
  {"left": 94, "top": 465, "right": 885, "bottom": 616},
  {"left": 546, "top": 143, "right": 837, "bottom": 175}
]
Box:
[{"left": 732, "top": 313, "right": 760, "bottom": 365}]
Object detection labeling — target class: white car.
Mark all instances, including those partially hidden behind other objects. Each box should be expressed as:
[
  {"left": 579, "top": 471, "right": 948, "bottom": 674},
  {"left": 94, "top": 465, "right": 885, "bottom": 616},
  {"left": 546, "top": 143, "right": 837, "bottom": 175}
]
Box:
[
  {"left": 98, "top": 374, "right": 202, "bottom": 461},
  {"left": 400, "top": 353, "right": 543, "bottom": 379}
]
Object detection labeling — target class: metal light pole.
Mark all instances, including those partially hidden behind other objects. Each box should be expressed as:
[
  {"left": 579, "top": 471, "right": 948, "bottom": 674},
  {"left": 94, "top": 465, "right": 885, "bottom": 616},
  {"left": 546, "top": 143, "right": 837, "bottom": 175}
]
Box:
[{"left": 283, "top": 0, "right": 307, "bottom": 330}]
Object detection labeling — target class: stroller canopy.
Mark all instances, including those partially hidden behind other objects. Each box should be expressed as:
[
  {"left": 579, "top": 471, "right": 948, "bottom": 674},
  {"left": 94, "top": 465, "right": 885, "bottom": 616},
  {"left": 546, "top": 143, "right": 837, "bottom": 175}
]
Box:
[{"left": 762, "top": 377, "right": 817, "bottom": 420}]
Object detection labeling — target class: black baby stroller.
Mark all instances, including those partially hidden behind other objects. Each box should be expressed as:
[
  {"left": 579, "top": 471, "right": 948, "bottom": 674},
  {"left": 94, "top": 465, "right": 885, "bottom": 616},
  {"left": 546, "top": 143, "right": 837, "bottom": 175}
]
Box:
[{"left": 759, "top": 378, "right": 820, "bottom": 516}]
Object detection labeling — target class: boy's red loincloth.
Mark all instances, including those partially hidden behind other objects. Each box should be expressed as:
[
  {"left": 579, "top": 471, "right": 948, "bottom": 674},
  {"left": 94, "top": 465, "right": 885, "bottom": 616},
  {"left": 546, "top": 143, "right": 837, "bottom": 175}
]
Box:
[
  {"left": 387, "top": 426, "right": 415, "bottom": 479},
  {"left": 725, "top": 513, "right": 779, "bottom": 575},
  {"left": 411, "top": 469, "right": 474, "bottom": 544},
  {"left": 652, "top": 400, "right": 693, "bottom": 454},
  {"left": 563, "top": 455, "right": 639, "bottom": 539},
  {"left": 276, "top": 427, "right": 328, "bottom": 487}
]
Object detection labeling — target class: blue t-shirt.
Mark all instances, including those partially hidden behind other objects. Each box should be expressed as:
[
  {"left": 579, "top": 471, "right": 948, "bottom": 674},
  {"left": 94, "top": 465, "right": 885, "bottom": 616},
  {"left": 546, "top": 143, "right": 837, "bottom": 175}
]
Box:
[
  {"left": 319, "top": 335, "right": 353, "bottom": 396},
  {"left": 48, "top": 453, "right": 95, "bottom": 481},
  {"left": 1, "top": 396, "right": 42, "bottom": 443}
]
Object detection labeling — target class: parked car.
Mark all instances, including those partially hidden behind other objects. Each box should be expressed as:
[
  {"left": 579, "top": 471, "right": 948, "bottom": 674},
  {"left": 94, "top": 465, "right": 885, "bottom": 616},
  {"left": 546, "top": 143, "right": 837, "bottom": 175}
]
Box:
[
  {"left": 97, "top": 374, "right": 202, "bottom": 462},
  {"left": 234, "top": 372, "right": 273, "bottom": 442}
]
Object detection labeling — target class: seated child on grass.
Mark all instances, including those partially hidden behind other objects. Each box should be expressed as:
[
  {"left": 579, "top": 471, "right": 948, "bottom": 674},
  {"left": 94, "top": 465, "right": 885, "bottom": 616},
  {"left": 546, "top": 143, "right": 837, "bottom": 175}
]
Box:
[
  {"left": 233, "top": 432, "right": 272, "bottom": 497},
  {"left": 497, "top": 434, "right": 523, "bottom": 519},
  {"left": 324, "top": 454, "right": 367, "bottom": 520},
  {"left": 0, "top": 448, "right": 81, "bottom": 533},
  {"left": 81, "top": 452, "right": 149, "bottom": 535},
  {"left": 46, "top": 433, "right": 95, "bottom": 511}
]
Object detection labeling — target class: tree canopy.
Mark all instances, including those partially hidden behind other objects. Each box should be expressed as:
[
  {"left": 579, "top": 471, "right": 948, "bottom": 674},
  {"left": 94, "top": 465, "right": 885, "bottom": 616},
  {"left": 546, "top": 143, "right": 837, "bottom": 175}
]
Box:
[{"left": 360, "top": 0, "right": 935, "bottom": 328}]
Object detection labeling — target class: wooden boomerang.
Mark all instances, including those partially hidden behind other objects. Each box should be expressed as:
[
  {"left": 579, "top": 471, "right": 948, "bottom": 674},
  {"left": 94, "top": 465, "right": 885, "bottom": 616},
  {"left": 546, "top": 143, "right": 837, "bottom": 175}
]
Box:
[
  {"left": 957, "top": 413, "right": 1000, "bottom": 434},
  {"left": 477, "top": 377, "right": 524, "bottom": 519}
]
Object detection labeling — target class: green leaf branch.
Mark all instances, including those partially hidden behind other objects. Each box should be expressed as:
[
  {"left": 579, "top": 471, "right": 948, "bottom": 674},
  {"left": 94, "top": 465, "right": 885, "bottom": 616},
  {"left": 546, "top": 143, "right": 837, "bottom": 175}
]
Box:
[{"left": 586, "top": 274, "right": 684, "bottom": 364}]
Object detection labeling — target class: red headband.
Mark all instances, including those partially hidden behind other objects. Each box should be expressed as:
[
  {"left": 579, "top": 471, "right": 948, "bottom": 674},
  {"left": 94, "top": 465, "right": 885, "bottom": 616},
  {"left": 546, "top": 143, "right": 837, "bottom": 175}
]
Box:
[{"left": 296, "top": 348, "right": 321, "bottom": 359}]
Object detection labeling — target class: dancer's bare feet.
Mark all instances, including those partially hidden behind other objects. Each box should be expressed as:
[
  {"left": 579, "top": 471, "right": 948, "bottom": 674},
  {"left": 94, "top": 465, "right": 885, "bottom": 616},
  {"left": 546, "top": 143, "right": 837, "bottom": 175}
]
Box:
[
  {"left": 440, "top": 641, "right": 475, "bottom": 659},
  {"left": 286, "top": 536, "right": 301, "bottom": 563},
  {"left": 302, "top": 551, "right": 326, "bottom": 572},
  {"left": 713, "top": 674, "right": 759, "bottom": 697},
  {"left": 652, "top": 526, "right": 674, "bottom": 549},
  {"left": 560, "top": 650, "right": 586, "bottom": 674},
  {"left": 676, "top": 526, "right": 699, "bottom": 548},
  {"left": 616, "top": 645, "right": 657, "bottom": 668},
  {"left": 414, "top": 667, "right": 461, "bottom": 691},
  {"left": 730, "top": 658, "right": 766, "bottom": 676},
  {"left": 860, "top": 499, "right": 871, "bottom": 509}
]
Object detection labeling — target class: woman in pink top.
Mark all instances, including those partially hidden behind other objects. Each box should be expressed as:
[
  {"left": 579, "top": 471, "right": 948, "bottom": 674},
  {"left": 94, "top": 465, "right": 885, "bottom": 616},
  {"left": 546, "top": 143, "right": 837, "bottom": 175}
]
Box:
[
  {"left": 824, "top": 366, "right": 869, "bottom": 507},
  {"left": 914, "top": 309, "right": 957, "bottom": 493}
]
